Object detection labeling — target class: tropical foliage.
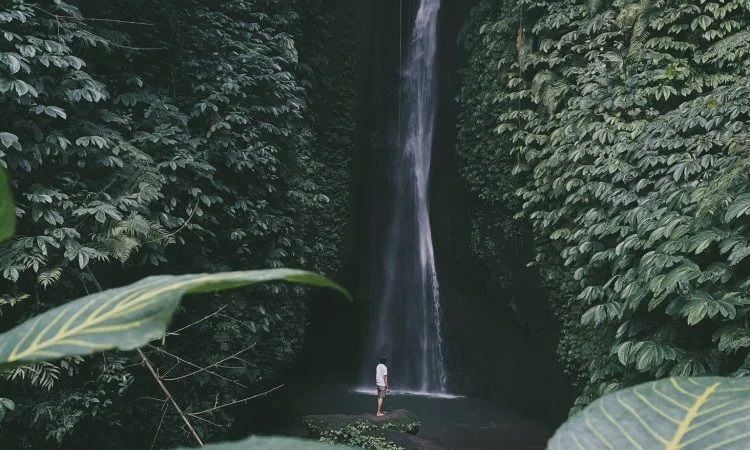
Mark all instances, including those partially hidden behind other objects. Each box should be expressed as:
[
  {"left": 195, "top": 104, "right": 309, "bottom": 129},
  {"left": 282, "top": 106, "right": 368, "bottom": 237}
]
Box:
[
  {"left": 0, "top": 0, "right": 357, "bottom": 447},
  {"left": 0, "top": 175, "right": 348, "bottom": 450},
  {"left": 8, "top": 0, "right": 750, "bottom": 446},
  {"left": 0, "top": 269, "right": 348, "bottom": 368},
  {"left": 550, "top": 376, "right": 750, "bottom": 449},
  {"left": 319, "top": 422, "right": 402, "bottom": 450},
  {"left": 458, "top": 0, "right": 750, "bottom": 413}
]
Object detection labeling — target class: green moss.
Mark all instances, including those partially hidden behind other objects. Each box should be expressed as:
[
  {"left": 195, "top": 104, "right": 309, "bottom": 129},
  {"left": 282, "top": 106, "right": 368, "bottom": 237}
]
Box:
[
  {"left": 303, "top": 410, "right": 420, "bottom": 437},
  {"left": 303, "top": 410, "right": 422, "bottom": 449},
  {"left": 319, "top": 421, "right": 403, "bottom": 450}
]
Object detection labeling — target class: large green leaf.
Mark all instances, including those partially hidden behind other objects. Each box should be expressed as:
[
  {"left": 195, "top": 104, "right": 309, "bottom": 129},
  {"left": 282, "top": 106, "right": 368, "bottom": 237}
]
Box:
[
  {"left": 0, "top": 167, "right": 14, "bottom": 243},
  {"left": 0, "top": 269, "right": 349, "bottom": 368},
  {"left": 174, "top": 436, "right": 351, "bottom": 449},
  {"left": 548, "top": 377, "right": 750, "bottom": 449}
]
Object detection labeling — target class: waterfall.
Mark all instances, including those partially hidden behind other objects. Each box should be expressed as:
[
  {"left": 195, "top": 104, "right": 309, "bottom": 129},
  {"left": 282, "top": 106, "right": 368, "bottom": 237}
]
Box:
[{"left": 364, "top": 0, "right": 446, "bottom": 394}]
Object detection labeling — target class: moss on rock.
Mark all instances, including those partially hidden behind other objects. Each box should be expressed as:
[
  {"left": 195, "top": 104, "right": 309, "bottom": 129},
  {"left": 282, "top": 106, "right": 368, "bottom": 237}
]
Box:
[{"left": 303, "top": 409, "right": 421, "bottom": 437}]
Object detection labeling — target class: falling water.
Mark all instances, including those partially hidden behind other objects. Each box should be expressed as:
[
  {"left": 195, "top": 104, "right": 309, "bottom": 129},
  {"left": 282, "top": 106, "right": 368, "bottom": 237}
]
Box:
[{"left": 364, "top": 0, "right": 446, "bottom": 394}]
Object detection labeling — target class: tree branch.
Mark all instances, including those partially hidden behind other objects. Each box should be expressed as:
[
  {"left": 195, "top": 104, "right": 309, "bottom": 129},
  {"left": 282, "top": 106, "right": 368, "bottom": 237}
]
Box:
[
  {"left": 189, "top": 384, "right": 284, "bottom": 416},
  {"left": 147, "top": 345, "right": 247, "bottom": 388},
  {"left": 138, "top": 349, "right": 204, "bottom": 447},
  {"left": 150, "top": 398, "right": 169, "bottom": 450},
  {"left": 163, "top": 344, "right": 255, "bottom": 382},
  {"left": 168, "top": 306, "right": 227, "bottom": 336}
]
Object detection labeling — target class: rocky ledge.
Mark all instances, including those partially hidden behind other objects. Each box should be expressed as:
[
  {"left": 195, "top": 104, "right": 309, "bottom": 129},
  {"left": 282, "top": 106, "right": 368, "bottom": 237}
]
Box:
[
  {"left": 303, "top": 409, "right": 420, "bottom": 437},
  {"left": 302, "top": 409, "right": 443, "bottom": 449}
]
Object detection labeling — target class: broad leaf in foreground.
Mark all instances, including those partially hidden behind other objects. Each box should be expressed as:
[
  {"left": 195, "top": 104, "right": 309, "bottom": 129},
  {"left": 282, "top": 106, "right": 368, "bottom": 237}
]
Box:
[
  {"left": 548, "top": 376, "right": 750, "bottom": 449},
  {"left": 174, "top": 436, "right": 351, "bottom": 449},
  {"left": 0, "top": 168, "right": 14, "bottom": 243},
  {"left": 0, "top": 269, "right": 349, "bottom": 368}
]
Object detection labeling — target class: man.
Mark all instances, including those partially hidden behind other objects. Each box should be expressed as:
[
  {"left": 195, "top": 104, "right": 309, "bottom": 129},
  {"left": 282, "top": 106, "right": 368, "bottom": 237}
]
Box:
[{"left": 376, "top": 356, "right": 388, "bottom": 416}]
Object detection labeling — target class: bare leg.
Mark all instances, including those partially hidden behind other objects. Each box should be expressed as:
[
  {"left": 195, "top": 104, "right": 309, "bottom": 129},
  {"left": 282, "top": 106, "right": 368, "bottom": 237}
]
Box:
[{"left": 377, "top": 397, "right": 384, "bottom": 416}]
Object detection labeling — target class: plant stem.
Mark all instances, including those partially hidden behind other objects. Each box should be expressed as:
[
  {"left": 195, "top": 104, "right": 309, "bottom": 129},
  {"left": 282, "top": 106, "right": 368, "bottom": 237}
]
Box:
[{"left": 137, "top": 349, "right": 204, "bottom": 447}]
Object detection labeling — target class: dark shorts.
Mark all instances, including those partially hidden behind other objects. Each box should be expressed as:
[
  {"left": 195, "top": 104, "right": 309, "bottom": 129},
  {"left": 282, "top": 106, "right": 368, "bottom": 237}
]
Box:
[{"left": 377, "top": 386, "right": 387, "bottom": 399}]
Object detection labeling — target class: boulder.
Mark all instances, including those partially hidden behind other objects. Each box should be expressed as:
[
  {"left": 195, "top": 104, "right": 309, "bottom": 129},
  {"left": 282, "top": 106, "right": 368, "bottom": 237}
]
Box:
[{"left": 303, "top": 409, "right": 421, "bottom": 437}]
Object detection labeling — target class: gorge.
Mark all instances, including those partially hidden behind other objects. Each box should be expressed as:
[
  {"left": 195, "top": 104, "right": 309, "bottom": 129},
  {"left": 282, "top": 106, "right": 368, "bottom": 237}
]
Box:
[{"left": 4, "top": 0, "right": 750, "bottom": 448}]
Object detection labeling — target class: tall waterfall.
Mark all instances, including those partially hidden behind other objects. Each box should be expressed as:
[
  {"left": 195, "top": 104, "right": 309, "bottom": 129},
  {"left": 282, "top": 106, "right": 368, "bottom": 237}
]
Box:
[{"left": 365, "top": 0, "right": 446, "bottom": 394}]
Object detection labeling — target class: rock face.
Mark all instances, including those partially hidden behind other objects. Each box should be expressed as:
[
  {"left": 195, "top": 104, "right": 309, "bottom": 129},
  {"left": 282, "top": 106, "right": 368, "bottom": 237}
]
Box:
[{"left": 303, "top": 409, "right": 421, "bottom": 437}]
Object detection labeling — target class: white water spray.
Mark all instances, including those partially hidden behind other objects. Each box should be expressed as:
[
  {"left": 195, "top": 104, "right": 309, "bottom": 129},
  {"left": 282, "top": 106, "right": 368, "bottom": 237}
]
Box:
[{"left": 365, "top": 0, "right": 446, "bottom": 394}]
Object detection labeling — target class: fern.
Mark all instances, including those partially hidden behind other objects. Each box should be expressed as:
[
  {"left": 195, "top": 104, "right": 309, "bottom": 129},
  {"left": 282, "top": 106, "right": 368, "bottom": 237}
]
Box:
[
  {"left": 3, "top": 357, "right": 82, "bottom": 391},
  {"left": 700, "top": 30, "right": 750, "bottom": 66},
  {"left": 535, "top": 71, "right": 569, "bottom": 114},
  {"left": 36, "top": 268, "right": 62, "bottom": 289}
]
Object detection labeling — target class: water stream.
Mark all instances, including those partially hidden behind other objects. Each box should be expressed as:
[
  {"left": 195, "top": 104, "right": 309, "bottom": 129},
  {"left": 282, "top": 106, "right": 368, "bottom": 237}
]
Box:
[{"left": 364, "top": 0, "right": 447, "bottom": 394}]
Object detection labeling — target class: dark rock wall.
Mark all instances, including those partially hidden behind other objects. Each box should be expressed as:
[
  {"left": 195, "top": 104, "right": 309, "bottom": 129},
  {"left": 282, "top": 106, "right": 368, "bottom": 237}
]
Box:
[{"left": 429, "top": 1, "right": 574, "bottom": 425}]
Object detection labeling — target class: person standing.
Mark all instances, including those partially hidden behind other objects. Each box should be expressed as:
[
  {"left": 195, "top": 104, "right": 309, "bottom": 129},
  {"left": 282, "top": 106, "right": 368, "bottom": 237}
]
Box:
[{"left": 376, "top": 357, "right": 388, "bottom": 416}]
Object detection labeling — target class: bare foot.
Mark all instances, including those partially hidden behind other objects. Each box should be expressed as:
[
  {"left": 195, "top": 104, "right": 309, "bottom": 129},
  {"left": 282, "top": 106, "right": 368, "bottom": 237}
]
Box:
[{"left": 377, "top": 412, "right": 385, "bottom": 416}]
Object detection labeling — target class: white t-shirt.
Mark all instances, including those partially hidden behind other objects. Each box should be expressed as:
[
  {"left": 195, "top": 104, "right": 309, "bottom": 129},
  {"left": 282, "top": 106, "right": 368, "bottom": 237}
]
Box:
[{"left": 376, "top": 363, "right": 388, "bottom": 387}]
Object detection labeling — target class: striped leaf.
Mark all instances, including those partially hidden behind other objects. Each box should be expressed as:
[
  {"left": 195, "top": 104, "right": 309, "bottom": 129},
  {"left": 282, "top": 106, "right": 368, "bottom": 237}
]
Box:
[
  {"left": 0, "top": 168, "right": 14, "bottom": 243},
  {"left": 174, "top": 436, "right": 351, "bottom": 449},
  {"left": 548, "top": 377, "right": 750, "bottom": 449},
  {"left": 0, "top": 269, "right": 349, "bottom": 368}
]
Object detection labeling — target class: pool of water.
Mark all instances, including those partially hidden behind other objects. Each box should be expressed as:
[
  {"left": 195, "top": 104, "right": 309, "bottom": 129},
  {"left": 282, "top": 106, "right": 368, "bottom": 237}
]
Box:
[
  {"left": 349, "top": 386, "right": 464, "bottom": 399},
  {"left": 272, "top": 384, "right": 551, "bottom": 449}
]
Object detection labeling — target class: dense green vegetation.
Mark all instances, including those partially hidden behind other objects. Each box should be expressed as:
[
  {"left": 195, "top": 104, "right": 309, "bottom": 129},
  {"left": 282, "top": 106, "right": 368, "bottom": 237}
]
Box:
[
  {"left": 0, "top": 0, "right": 357, "bottom": 447},
  {"left": 459, "top": 0, "right": 750, "bottom": 413},
  {"left": 4, "top": 188, "right": 750, "bottom": 450},
  {"left": 6, "top": 0, "right": 750, "bottom": 447},
  {"left": 0, "top": 176, "right": 347, "bottom": 450}
]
